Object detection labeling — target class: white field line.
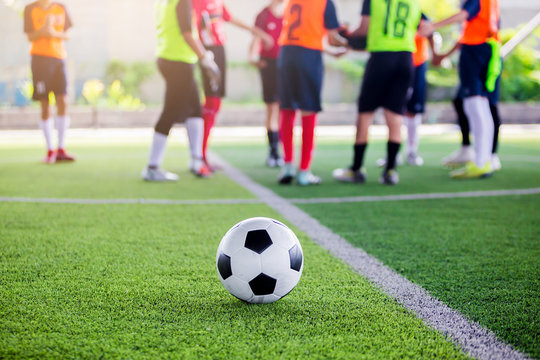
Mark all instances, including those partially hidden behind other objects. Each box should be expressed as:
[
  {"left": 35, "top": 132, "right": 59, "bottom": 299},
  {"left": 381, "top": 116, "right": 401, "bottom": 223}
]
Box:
[
  {"left": 1, "top": 188, "right": 539, "bottom": 206},
  {"left": 290, "top": 188, "right": 540, "bottom": 204},
  {"left": 211, "top": 153, "right": 531, "bottom": 360}
]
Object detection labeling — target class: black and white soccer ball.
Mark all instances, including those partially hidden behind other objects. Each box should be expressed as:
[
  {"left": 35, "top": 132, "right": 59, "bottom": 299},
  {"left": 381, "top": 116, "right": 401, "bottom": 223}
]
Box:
[{"left": 216, "top": 217, "right": 304, "bottom": 304}]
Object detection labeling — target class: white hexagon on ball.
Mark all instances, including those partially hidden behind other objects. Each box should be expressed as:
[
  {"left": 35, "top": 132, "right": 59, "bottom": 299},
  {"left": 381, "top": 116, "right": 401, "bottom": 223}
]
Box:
[{"left": 216, "top": 217, "right": 304, "bottom": 304}]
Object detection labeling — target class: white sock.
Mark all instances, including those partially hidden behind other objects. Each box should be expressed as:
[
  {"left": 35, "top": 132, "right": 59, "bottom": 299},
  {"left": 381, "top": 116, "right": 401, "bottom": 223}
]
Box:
[
  {"left": 185, "top": 117, "right": 204, "bottom": 168},
  {"left": 405, "top": 114, "right": 422, "bottom": 154},
  {"left": 148, "top": 132, "right": 168, "bottom": 168},
  {"left": 55, "top": 115, "right": 70, "bottom": 150},
  {"left": 463, "top": 97, "right": 494, "bottom": 168},
  {"left": 39, "top": 118, "right": 54, "bottom": 151}
]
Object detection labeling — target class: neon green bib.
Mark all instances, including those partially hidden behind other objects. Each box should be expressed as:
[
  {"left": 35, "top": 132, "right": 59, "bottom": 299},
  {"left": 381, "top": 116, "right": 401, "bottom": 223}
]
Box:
[
  {"left": 155, "top": 0, "right": 198, "bottom": 64},
  {"left": 367, "top": 0, "right": 421, "bottom": 53}
]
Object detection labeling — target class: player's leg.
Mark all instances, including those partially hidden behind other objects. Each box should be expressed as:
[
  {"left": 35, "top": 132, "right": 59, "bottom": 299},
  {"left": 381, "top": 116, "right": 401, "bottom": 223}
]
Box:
[
  {"left": 201, "top": 46, "right": 226, "bottom": 170},
  {"left": 296, "top": 49, "right": 323, "bottom": 186},
  {"left": 490, "top": 102, "right": 502, "bottom": 170},
  {"left": 404, "top": 62, "right": 427, "bottom": 166},
  {"left": 52, "top": 59, "right": 75, "bottom": 162},
  {"left": 333, "top": 53, "right": 384, "bottom": 184},
  {"left": 442, "top": 95, "right": 474, "bottom": 167},
  {"left": 451, "top": 44, "right": 494, "bottom": 179},
  {"left": 277, "top": 47, "right": 299, "bottom": 184},
  {"left": 143, "top": 59, "right": 183, "bottom": 182},
  {"left": 261, "top": 58, "right": 282, "bottom": 167},
  {"left": 378, "top": 52, "right": 414, "bottom": 185},
  {"left": 32, "top": 56, "right": 55, "bottom": 163}
]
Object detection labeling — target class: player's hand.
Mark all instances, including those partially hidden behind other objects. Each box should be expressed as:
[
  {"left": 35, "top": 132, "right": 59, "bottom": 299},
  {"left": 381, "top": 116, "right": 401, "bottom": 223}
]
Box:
[
  {"left": 418, "top": 21, "right": 435, "bottom": 38},
  {"left": 250, "top": 59, "right": 267, "bottom": 69},
  {"left": 431, "top": 53, "right": 445, "bottom": 67},
  {"left": 328, "top": 32, "right": 348, "bottom": 47},
  {"left": 260, "top": 33, "right": 274, "bottom": 50},
  {"left": 200, "top": 51, "right": 221, "bottom": 92},
  {"left": 329, "top": 47, "right": 348, "bottom": 58}
]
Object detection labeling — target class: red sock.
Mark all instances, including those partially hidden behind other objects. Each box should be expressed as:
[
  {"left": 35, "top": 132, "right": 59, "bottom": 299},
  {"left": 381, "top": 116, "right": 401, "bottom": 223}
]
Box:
[
  {"left": 202, "top": 97, "right": 222, "bottom": 161},
  {"left": 300, "top": 114, "right": 317, "bottom": 171},
  {"left": 280, "top": 109, "right": 296, "bottom": 164}
]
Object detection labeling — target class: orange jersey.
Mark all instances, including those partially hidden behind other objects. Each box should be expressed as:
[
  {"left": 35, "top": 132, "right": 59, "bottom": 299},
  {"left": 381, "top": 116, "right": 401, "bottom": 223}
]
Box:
[
  {"left": 279, "top": 0, "right": 339, "bottom": 51},
  {"left": 413, "top": 35, "right": 429, "bottom": 67},
  {"left": 460, "top": 0, "right": 499, "bottom": 45},
  {"left": 24, "top": 2, "right": 72, "bottom": 59}
]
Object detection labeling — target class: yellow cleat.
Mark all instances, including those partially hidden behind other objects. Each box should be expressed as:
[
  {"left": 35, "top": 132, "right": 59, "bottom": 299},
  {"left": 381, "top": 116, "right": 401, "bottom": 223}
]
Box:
[{"left": 450, "top": 161, "right": 493, "bottom": 179}]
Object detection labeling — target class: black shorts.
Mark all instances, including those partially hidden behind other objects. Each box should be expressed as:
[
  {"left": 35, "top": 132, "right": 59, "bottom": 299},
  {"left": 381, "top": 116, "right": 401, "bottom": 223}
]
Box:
[
  {"left": 201, "top": 45, "right": 226, "bottom": 98},
  {"left": 31, "top": 55, "right": 68, "bottom": 101},
  {"left": 155, "top": 58, "right": 202, "bottom": 135},
  {"left": 358, "top": 51, "right": 413, "bottom": 115},
  {"left": 259, "top": 57, "right": 279, "bottom": 104},
  {"left": 406, "top": 62, "right": 428, "bottom": 114}
]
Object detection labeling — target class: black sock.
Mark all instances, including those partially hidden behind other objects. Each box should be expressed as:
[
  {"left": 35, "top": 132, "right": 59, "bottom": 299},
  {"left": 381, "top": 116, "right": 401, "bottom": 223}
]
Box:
[
  {"left": 267, "top": 130, "right": 280, "bottom": 158},
  {"left": 386, "top": 141, "right": 401, "bottom": 171},
  {"left": 352, "top": 143, "right": 367, "bottom": 171},
  {"left": 453, "top": 97, "right": 471, "bottom": 146},
  {"left": 490, "top": 103, "right": 501, "bottom": 154}
]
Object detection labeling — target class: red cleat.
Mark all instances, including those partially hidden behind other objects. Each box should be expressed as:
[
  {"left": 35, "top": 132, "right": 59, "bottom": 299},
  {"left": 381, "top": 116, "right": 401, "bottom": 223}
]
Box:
[
  {"left": 56, "top": 149, "right": 76, "bottom": 162},
  {"left": 43, "top": 150, "right": 56, "bottom": 164},
  {"left": 194, "top": 163, "right": 212, "bottom": 178}
]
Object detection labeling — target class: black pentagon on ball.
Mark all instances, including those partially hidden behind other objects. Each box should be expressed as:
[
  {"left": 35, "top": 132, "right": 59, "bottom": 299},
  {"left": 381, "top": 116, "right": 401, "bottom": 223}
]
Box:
[
  {"left": 244, "top": 230, "right": 273, "bottom": 254},
  {"left": 248, "top": 273, "right": 277, "bottom": 295},
  {"left": 217, "top": 253, "right": 233, "bottom": 280},
  {"left": 289, "top": 244, "right": 303, "bottom": 272}
]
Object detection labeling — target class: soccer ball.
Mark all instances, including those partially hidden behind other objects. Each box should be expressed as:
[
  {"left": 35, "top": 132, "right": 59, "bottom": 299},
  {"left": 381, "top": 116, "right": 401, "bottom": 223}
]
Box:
[{"left": 216, "top": 217, "right": 304, "bottom": 304}]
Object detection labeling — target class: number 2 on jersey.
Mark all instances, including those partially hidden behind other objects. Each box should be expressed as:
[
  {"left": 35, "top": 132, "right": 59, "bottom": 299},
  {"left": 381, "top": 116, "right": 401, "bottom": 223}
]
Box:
[{"left": 287, "top": 4, "right": 302, "bottom": 41}]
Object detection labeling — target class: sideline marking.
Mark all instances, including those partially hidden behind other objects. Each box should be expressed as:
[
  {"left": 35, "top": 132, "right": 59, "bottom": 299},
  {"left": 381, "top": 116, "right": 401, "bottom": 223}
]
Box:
[
  {"left": 1, "top": 188, "right": 538, "bottom": 206},
  {"left": 212, "top": 154, "right": 530, "bottom": 360}
]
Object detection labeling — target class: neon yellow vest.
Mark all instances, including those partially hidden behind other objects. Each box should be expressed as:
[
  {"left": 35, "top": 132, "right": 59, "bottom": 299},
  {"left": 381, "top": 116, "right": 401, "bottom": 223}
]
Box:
[
  {"left": 155, "top": 0, "right": 198, "bottom": 64},
  {"left": 367, "top": 0, "right": 421, "bottom": 53}
]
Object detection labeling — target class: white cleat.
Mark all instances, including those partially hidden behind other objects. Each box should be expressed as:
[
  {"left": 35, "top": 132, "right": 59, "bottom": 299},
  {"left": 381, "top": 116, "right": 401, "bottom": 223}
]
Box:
[
  {"left": 442, "top": 146, "right": 474, "bottom": 168},
  {"left": 491, "top": 154, "right": 502, "bottom": 171},
  {"left": 142, "top": 167, "right": 179, "bottom": 182},
  {"left": 406, "top": 152, "right": 424, "bottom": 166}
]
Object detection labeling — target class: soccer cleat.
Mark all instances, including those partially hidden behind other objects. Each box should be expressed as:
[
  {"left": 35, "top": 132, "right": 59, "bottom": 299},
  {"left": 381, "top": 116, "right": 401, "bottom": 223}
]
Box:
[
  {"left": 442, "top": 146, "right": 474, "bottom": 168},
  {"left": 491, "top": 154, "right": 502, "bottom": 171},
  {"left": 379, "top": 169, "right": 399, "bottom": 185},
  {"left": 406, "top": 152, "right": 424, "bottom": 166},
  {"left": 193, "top": 163, "right": 212, "bottom": 178},
  {"left": 142, "top": 167, "right": 179, "bottom": 182},
  {"left": 55, "top": 149, "right": 76, "bottom": 162},
  {"left": 376, "top": 154, "right": 403, "bottom": 168},
  {"left": 43, "top": 150, "right": 56, "bottom": 164},
  {"left": 332, "top": 167, "right": 367, "bottom": 184},
  {"left": 297, "top": 171, "right": 322, "bottom": 186},
  {"left": 278, "top": 163, "right": 296, "bottom": 185},
  {"left": 450, "top": 161, "right": 493, "bottom": 179},
  {"left": 204, "top": 160, "right": 222, "bottom": 173}
]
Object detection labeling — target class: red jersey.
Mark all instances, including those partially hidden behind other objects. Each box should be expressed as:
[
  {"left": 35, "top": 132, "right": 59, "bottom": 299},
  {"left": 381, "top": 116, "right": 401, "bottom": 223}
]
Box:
[
  {"left": 413, "top": 35, "right": 429, "bottom": 67},
  {"left": 192, "top": 0, "right": 231, "bottom": 47},
  {"left": 254, "top": 7, "right": 283, "bottom": 59},
  {"left": 460, "top": 0, "right": 500, "bottom": 45}
]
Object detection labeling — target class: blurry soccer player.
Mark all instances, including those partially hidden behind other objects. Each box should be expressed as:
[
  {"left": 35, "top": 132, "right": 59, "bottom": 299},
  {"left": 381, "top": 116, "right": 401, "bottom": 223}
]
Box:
[
  {"left": 377, "top": 18, "right": 440, "bottom": 168},
  {"left": 420, "top": 0, "right": 501, "bottom": 179},
  {"left": 277, "top": 0, "right": 347, "bottom": 186},
  {"left": 192, "top": 0, "right": 273, "bottom": 171},
  {"left": 249, "top": 0, "right": 285, "bottom": 168},
  {"left": 24, "top": 0, "right": 75, "bottom": 164},
  {"left": 333, "top": 0, "right": 424, "bottom": 185},
  {"left": 142, "top": 0, "right": 220, "bottom": 182},
  {"left": 434, "top": 43, "right": 502, "bottom": 171}
]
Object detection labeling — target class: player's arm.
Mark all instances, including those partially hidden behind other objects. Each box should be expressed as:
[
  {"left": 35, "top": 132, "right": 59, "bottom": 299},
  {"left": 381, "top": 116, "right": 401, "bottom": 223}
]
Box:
[
  {"left": 24, "top": 6, "right": 47, "bottom": 42},
  {"left": 225, "top": 6, "right": 274, "bottom": 50},
  {"left": 324, "top": 0, "right": 347, "bottom": 47},
  {"left": 177, "top": 0, "right": 220, "bottom": 86},
  {"left": 420, "top": 0, "right": 479, "bottom": 36},
  {"left": 432, "top": 41, "right": 462, "bottom": 67}
]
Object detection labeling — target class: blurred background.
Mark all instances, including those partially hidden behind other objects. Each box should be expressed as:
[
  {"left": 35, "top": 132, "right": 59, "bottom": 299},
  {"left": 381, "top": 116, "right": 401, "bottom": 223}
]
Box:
[{"left": 1, "top": 0, "right": 539, "bottom": 126}]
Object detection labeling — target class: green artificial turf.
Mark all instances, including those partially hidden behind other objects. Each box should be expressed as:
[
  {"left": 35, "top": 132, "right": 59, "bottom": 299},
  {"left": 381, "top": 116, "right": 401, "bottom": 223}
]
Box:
[
  {"left": 0, "top": 144, "right": 253, "bottom": 200},
  {"left": 215, "top": 137, "right": 540, "bottom": 199},
  {"left": 0, "top": 203, "right": 469, "bottom": 359},
  {"left": 299, "top": 196, "right": 540, "bottom": 358},
  {"left": 215, "top": 136, "right": 540, "bottom": 358}
]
